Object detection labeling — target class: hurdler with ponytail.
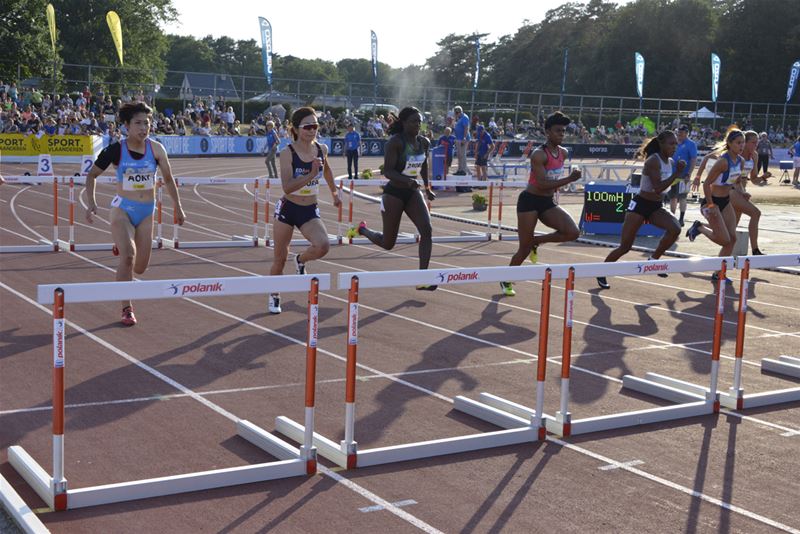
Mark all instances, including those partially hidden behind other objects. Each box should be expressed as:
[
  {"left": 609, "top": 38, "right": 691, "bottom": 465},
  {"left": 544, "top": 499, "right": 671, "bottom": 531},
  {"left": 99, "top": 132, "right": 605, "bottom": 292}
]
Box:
[
  {"left": 596, "top": 130, "right": 684, "bottom": 290},
  {"left": 685, "top": 127, "right": 746, "bottom": 283}
]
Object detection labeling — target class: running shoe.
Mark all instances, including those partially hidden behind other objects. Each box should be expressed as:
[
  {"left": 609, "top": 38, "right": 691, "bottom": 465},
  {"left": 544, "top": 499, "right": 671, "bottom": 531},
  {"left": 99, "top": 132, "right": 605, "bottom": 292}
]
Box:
[
  {"left": 685, "top": 220, "right": 702, "bottom": 242},
  {"left": 499, "top": 282, "right": 516, "bottom": 296},
  {"left": 416, "top": 285, "right": 438, "bottom": 291},
  {"left": 357, "top": 220, "right": 367, "bottom": 235},
  {"left": 597, "top": 277, "right": 610, "bottom": 290},
  {"left": 295, "top": 254, "right": 306, "bottom": 275},
  {"left": 346, "top": 220, "right": 367, "bottom": 239},
  {"left": 752, "top": 248, "right": 765, "bottom": 255},
  {"left": 268, "top": 293, "right": 282, "bottom": 314},
  {"left": 121, "top": 306, "right": 137, "bottom": 326},
  {"left": 112, "top": 244, "right": 119, "bottom": 256},
  {"left": 528, "top": 245, "right": 538, "bottom": 264}
]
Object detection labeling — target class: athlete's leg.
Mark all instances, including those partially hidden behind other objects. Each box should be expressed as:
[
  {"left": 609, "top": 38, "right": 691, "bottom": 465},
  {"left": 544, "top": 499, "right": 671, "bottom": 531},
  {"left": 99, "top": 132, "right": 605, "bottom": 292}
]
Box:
[
  {"left": 604, "top": 211, "right": 645, "bottom": 263},
  {"left": 297, "top": 217, "right": 331, "bottom": 263},
  {"left": 270, "top": 219, "right": 294, "bottom": 275},
  {"left": 696, "top": 206, "right": 731, "bottom": 247},
  {"left": 718, "top": 202, "right": 738, "bottom": 257},
  {"left": 403, "top": 192, "right": 433, "bottom": 269},
  {"left": 730, "top": 190, "right": 761, "bottom": 251},
  {"left": 360, "top": 193, "right": 404, "bottom": 251},
  {"left": 109, "top": 207, "right": 136, "bottom": 309},
  {"left": 647, "top": 209, "right": 681, "bottom": 258},
  {"left": 532, "top": 205, "right": 580, "bottom": 246},
  {"left": 510, "top": 210, "right": 539, "bottom": 266},
  {"left": 132, "top": 215, "right": 154, "bottom": 275}
]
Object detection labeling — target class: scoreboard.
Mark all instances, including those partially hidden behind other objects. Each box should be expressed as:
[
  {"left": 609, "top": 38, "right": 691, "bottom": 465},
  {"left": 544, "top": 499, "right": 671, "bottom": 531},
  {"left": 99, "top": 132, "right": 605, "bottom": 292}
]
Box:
[{"left": 581, "top": 182, "right": 664, "bottom": 236}]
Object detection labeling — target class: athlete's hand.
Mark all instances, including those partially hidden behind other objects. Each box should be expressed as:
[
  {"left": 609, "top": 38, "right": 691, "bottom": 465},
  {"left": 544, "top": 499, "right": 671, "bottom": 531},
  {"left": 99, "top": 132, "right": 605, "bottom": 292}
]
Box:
[
  {"left": 332, "top": 191, "right": 342, "bottom": 208},
  {"left": 676, "top": 160, "right": 687, "bottom": 173},
  {"left": 426, "top": 189, "right": 436, "bottom": 202},
  {"left": 86, "top": 203, "right": 97, "bottom": 223},
  {"left": 310, "top": 158, "right": 323, "bottom": 177},
  {"left": 691, "top": 178, "right": 701, "bottom": 192},
  {"left": 568, "top": 169, "right": 582, "bottom": 182}
]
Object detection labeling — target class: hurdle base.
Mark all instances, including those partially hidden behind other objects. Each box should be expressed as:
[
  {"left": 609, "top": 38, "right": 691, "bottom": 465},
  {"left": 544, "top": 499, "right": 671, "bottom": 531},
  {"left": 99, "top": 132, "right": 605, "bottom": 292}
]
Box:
[
  {"left": 0, "top": 473, "right": 49, "bottom": 534},
  {"left": 0, "top": 244, "right": 56, "bottom": 254},
  {"left": 622, "top": 373, "right": 707, "bottom": 403},
  {"left": 7, "top": 446, "right": 54, "bottom": 510},
  {"left": 277, "top": 401, "right": 542, "bottom": 469},
  {"left": 762, "top": 356, "right": 800, "bottom": 379},
  {"left": 237, "top": 419, "right": 302, "bottom": 461},
  {"left": 545, "top": 401, "right": 711, "bottom": 437}
]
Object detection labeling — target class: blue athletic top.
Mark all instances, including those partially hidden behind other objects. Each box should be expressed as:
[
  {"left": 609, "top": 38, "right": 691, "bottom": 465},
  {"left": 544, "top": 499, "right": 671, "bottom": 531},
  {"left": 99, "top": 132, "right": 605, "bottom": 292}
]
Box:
[
  {"left": 345, "top": 130, "right": 361, "bottom": 151},
  {"left": 673, "top": 138, "right": 697, "bottom": 177},
  {"left": 712, "top": 153, "right": 742, "bottom": 186},
  {"left": 289, "top": 142, "right": 323, "bottom": 197},
  {"left": 117, "top": 139, "right": 157, "bottom": 192},
  {"left": 792, "top": 141, "right": 800, "bottom": 157}
]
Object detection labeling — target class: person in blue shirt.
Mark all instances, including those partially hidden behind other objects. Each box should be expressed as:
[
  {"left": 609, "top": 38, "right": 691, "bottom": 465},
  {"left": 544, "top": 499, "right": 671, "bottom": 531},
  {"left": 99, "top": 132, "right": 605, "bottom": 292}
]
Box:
[
  {"left": 473, "top": 124, "right": 495, "bottom": 181},
  {"left": 436, "top": 127, "right": 456, "bottom": 171},
  {"left": 344, "top": 123, "right": 362, "bottom": 179},
  {"left": 790, "top": 135, "right": 800, "bottom": 186},
  {"left": 453, "top": 105, "right": 470, "bottom": 175},
  {"left": 667, "top": 124, "right": 698, "bottom": 225},
  {"left": 262, "top": 121, "right": 280, "bottom": 178}
]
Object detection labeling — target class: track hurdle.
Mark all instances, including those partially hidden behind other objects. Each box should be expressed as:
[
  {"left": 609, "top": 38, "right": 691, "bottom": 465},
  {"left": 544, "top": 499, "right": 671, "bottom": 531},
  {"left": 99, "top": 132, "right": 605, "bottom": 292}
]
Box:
[
  {"left": 0, "top": 176, "right": 62, "bottom": 253},
  {"left": 717, "top": 254, "right": 800, "bottom": 410},
  {"left": 7, "top": 273, "right": 328, "bottom": 510},
  {"left": 272, "top": 265, "right": 554, "bottom": 469},
  {"left": 467, "top": 257, "right": 733, "bottom": 438}
]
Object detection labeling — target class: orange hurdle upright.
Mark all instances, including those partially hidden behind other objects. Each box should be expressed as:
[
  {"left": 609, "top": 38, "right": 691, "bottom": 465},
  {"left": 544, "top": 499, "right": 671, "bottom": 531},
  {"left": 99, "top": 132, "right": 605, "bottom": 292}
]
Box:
[
  {"left": 302, "top": 278, "right": 320, "bottom": 474},
  {"left": 52, "top": 289, "right": 67, "bottom": 510}
]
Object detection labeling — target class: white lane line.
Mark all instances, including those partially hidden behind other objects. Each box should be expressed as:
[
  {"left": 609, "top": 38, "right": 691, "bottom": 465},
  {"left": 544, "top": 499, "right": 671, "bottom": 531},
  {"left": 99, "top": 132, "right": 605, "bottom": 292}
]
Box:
[
  {"left": 552, "top": 437, "right": 800, "bottom": 534},
  {"left": 0, "top": 281, "right": 444, "bottom": 534},
  {"left": 360, "top": 499, "right": 418, "bottom": 513},
  {"left": 598, "top": 459, "right": 644, "bottom": 471}
]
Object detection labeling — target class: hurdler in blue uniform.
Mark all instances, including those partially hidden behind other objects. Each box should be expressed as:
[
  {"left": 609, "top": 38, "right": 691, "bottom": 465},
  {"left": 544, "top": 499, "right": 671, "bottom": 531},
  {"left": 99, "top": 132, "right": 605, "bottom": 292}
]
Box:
[{"left": 85, "top": 102, "right": 185, "bottom": 326}]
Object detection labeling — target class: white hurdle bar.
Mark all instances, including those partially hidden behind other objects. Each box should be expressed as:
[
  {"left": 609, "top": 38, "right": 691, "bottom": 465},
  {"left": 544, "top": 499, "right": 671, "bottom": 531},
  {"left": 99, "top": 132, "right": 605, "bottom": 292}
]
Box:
[
  {"left": 470, "top": 257, "right": 732, "bottom": 438},
  {"left": 9, "top": 273, "right": 328, "bottom": 511},
  {"left": 272, "top": 264, "right": 556, "bottom": 469},
  {"left": 718, "top": 254, "right": 800, "bottom": 410}
]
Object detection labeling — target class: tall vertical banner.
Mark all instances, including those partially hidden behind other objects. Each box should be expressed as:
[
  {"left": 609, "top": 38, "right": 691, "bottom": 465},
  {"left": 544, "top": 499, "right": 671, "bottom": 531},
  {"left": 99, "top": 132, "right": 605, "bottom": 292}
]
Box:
[
  {"left": 786, "top": 60, "right": 800, "bottom": 102},
  {"left": 634, "top": 52, "right": 644, "bottom": 99},
  {"left": 559, "top": 48, "right": 569, "bottom": 107},
  {"left": 370, "top": 31, "right": 378, "bottom": 83},
  {"left": 258, "top": 17, "right": 273, "bottom": 87},
  {"left": 46, "top": 4, "right": 56, "bottom": 53},
  {"left": 106, "top": 11, "right": 123, "bottom": 66},
  {"left": 711, "top": 53, "right": 721, "bottom": 103},
  {"left": 473, "top": 38, "right": 481, "bottom": 90}
]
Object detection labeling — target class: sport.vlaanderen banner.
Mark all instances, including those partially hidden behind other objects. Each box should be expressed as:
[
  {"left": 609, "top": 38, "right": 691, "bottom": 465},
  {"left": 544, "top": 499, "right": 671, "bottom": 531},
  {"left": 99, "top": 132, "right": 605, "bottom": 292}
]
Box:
[
  {"left": 258, "top": 17, "right": 273, "bottom": 87},
  {"left": 786, "top": 60, "right": 800, "bottom": 103},
  {"left": 711, "top": 53, "right": 721, "bottom": 103},
  {"left": 634, "top": 52, "right": 644, "bottom": 98}
]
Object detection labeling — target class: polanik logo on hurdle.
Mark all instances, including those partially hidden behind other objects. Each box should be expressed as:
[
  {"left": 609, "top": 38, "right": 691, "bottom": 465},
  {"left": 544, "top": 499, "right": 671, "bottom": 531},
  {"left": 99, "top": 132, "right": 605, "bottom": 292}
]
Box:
[{"left": 165, "top": 281, "right": 225, "bottom": 297}]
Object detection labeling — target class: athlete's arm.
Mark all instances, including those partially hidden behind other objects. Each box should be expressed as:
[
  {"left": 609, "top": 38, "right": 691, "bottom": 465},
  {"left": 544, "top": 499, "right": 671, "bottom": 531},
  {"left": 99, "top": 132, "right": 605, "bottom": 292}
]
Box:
[
  {"left": 420, "top": 139, "right": 435, "bottom": 201},
  {"left": 649, "top": 156, "right": 686, "bottom": 194},
  {"left": 84, "top": 143, "right": 117, "bottom": 223},
  {"left": 154, "top": 141, "right": 185, "bottom": 225},
  {"left": 320, "top": 144, "right": 341, "bottom": 207}
]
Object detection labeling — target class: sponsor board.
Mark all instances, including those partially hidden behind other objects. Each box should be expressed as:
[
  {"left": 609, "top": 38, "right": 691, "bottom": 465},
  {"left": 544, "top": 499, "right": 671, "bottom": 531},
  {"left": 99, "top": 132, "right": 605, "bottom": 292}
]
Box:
[{"left": 0, "top": 134, "right": 98, "bottom": 157}]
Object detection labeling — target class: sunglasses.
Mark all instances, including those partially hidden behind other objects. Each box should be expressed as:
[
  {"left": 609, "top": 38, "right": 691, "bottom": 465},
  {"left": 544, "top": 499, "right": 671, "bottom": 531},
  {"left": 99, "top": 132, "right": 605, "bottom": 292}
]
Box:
[{"left": 299, "top": 123, "right": 319, "bottom": 131}]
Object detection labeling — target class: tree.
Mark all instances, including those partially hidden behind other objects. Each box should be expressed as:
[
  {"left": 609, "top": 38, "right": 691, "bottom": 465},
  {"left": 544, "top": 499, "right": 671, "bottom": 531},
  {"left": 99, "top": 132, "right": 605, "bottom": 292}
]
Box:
[{"left": 0, "top": 0, "right": 57, "bottom": 82}]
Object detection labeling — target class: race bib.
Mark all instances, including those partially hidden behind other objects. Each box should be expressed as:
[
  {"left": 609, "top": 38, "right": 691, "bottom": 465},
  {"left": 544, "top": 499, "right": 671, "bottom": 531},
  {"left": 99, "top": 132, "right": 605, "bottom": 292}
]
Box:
[
  {"left": 402, "top": 154, "right": 425, "bottom": 177},
  {"left": 122, "top": 167, "right": 155, "bottom": 191}
]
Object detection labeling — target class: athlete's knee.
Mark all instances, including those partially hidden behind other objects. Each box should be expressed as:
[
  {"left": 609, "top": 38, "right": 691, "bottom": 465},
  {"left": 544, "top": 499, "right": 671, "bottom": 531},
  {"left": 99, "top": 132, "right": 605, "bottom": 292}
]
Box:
[
  {"left": 272, "top": 248, "right": 289, "bottom": 265},
  {"left": 563, "top": 227, "right": 580, "bottom": 241},
  {"left": 316, "top": 240, "right": 330, "bottom": 257}
]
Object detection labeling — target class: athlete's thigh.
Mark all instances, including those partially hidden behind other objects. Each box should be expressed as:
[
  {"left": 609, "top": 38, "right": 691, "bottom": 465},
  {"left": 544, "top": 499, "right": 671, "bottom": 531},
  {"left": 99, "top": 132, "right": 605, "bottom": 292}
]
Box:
[
  {"left": 538, "top": 204, "right": 578, "bottom": 233},
  {"left": 109, "top": 207, "right": 135, "bottom": 254},
  {"left": 298, "top": 216, "right": 329, "bottom": 247},
  {"left": 133, "top": 215, "right": 155, "bottom": 268},
  {"left": 380, "top": 193, "right": 406, "bottom": 238},
  {"left": 516, "top": 210, "right": 539, "bottom": 248},
  {"left": 647, "top": 208, "right": 679, "bottom": 232},
  {"left": 402, "top": 191, "right": 431, "bottom": 231}
]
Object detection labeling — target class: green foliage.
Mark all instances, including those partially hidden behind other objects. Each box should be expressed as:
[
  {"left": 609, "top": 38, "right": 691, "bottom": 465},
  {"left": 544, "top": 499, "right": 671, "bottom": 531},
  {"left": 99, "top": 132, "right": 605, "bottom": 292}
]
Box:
[
  {"left": 360, "top": 169, "right": 373, "bottom": 179},
  {"left": 471, "top": 192, "right": 487, "bottom": 205},
  {"left": 0, "top": 0, "right": 58, "bottom": 81}
]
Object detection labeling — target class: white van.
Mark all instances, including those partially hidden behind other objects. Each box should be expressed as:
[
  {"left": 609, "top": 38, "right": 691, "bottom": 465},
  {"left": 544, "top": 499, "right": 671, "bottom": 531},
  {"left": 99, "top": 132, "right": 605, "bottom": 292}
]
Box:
[{"left": 357, "top": 103, "right": 399, "bottom": 115}]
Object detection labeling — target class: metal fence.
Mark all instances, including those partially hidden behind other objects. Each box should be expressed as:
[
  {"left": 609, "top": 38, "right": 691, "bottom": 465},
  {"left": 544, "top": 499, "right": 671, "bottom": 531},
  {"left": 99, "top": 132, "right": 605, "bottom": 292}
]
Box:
[{"left": 5, "top": 61, "right": 800, "bottom": 134}]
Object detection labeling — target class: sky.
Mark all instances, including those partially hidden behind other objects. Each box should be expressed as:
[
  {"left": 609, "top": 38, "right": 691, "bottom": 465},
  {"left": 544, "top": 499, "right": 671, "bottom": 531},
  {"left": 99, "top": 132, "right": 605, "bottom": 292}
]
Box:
[{"left": 162, "top": 0, "right": 631, "bottom": 69}]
